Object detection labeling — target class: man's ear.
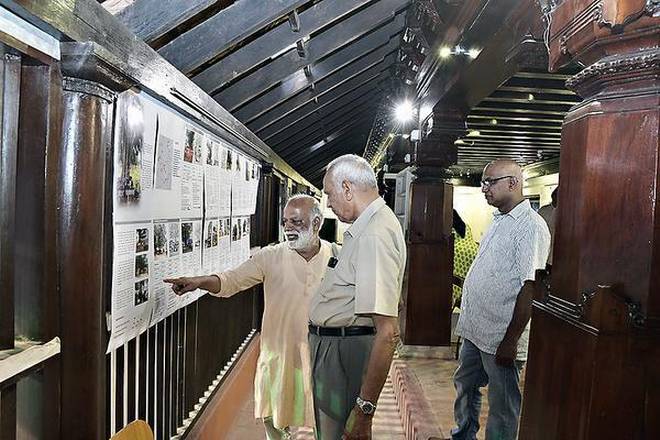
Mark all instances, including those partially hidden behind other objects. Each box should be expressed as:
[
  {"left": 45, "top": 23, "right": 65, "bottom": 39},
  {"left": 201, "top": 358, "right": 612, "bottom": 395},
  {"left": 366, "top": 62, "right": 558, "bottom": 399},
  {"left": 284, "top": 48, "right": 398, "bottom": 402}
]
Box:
[
  {"left": 342, "top": 180, "right": 353, "bottom": 201},
  {"left": 509, "top": 177, "right": 519, "bottom": 190},
  {"left": 312, "top": 216, "right": 321, "bottom": 232}
]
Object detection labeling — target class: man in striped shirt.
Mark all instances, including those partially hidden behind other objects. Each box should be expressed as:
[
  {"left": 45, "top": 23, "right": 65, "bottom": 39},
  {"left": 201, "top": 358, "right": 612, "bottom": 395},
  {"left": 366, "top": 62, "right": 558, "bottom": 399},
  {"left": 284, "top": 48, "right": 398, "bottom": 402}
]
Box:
[{"left": 452, "top": 159, "right": 550, "bottom": 440}]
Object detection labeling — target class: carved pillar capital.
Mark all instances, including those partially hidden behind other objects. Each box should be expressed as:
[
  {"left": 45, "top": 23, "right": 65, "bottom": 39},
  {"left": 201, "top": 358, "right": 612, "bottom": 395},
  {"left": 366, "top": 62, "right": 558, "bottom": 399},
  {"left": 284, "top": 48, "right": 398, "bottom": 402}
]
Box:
[
  {"left": 548, "top": 0, "right": 660, "bottom": 70},
  {"left": 414, "top": 106, "right": 466, "bottom": 170},
  {"left": 566, "top": 46, "right": 659, "bottom": 95},
  {"left": 62, "top": 76, "right": 115, "bottom": 102},
  {"left": 60, "top": 42, "right": 136, "bottom": 93}
]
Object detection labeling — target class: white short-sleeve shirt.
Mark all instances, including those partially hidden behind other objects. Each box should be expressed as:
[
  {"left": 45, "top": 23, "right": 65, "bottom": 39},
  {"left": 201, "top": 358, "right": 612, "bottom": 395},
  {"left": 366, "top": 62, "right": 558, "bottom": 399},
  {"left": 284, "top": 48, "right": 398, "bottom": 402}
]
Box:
[{"left": 309, "top": 197, "right": 407, "bottom": 327}]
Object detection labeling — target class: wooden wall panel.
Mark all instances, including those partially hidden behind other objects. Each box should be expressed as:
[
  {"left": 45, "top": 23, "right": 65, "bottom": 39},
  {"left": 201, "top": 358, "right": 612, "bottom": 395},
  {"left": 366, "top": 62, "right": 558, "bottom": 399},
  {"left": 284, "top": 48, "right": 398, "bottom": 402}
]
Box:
[{"left": 521, "top": 3, "right": 660, "bottom": 438}]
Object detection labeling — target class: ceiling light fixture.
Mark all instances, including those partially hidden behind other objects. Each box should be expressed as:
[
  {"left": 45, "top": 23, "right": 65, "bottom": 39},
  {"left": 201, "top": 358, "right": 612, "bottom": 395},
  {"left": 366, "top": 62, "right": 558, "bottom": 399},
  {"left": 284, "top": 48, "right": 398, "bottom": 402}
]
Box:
[
  {"left": 439, "top": 46, "right": 452, "bottom": 58},
  {"left": 468, "top": 48, "right": 481, "bottom": 59},
  {"left": 394, "top": 100, "right": 415, "bottom": 123}
]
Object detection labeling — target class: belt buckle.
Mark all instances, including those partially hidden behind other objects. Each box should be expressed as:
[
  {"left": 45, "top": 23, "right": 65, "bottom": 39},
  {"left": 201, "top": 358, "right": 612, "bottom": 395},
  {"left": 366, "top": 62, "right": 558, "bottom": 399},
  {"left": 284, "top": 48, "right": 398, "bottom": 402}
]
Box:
[{"left": 340, "top": 327, "right": 346, "bottom": 337}]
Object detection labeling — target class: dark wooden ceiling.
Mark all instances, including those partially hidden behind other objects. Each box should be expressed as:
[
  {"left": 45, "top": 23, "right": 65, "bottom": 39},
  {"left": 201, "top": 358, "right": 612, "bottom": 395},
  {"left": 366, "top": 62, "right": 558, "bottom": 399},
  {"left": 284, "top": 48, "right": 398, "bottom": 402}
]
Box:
[
  {"left": 101, "top": 0, "right": 580, "bottom": 186},
  {"left": 102, "top": 0, "right": 410, "bottom": 187},
  {"left": 454, "top": 70, "right": 581, "bottom": 175}
]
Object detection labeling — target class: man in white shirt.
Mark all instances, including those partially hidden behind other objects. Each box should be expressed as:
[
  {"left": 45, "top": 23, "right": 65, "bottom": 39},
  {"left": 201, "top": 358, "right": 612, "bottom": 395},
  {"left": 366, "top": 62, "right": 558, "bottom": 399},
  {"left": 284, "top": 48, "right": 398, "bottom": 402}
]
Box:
[
  {"left": 165, "top": 195, "right": 333, "bottom": 440},
  {"left": 309, "top": 154, "right": 406, "bottom": 440},
  {"left": 452, "top": 160, "right": 550, "bottom": 440}
]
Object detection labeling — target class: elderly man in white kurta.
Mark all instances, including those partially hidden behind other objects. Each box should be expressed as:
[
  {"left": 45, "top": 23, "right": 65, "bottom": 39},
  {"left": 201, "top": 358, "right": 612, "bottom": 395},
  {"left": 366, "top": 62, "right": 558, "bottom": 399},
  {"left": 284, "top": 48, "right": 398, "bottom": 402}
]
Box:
[{"left": 165, "top": 195, "right": 334, "bottom": 439}]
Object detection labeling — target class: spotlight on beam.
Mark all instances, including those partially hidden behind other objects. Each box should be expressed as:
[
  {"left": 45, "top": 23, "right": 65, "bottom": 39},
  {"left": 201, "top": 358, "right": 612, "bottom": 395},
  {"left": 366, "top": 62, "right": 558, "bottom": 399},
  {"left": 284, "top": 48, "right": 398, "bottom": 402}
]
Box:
[
  {"left": 394, "top": 100, "right": 415, "bottom": 123},
  {"left": 439, "top": 46, "right": 452, "bottom": 58}
]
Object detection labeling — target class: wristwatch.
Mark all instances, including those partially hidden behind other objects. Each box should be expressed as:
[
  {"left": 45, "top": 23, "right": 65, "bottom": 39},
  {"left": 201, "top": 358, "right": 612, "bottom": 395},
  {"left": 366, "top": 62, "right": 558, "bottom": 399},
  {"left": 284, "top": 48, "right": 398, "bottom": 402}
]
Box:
[{"left": 355, "top": 396, "right": 377, "bottom": 416}]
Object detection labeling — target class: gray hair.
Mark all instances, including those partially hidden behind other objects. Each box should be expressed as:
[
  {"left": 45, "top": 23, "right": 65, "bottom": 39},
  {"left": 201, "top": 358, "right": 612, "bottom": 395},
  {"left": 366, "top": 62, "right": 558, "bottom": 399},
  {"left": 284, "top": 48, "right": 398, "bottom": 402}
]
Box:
[
  {"left": 325, "top": 154, "right": 377, "bottom": 192},
  {"left": 286, "top": 194, "right": 324, "bottom": 226}
]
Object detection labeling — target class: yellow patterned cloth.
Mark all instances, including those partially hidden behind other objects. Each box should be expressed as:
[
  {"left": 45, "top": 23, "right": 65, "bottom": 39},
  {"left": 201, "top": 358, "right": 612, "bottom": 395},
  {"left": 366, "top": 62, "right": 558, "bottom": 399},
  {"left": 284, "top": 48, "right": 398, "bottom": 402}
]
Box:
[{"left": 453, "top": 225, "right": 479, "bottom": 305}]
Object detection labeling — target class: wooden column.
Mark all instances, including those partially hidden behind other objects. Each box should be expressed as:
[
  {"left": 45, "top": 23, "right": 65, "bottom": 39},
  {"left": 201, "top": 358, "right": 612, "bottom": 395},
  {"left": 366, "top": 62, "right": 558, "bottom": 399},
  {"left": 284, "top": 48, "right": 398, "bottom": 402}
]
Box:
[
  {"left": 57, "top": 43, "right": 133, "bottom": 438},
  {"left": 57, "top": 75, "right": 115, "bottom": 439},
  {"left": 520, "top": 1, "right": 660, "bottom": 438},
  {"left": 0, "top": 49, "right": 20, "bottom": 351},
  {"left": 400, "top": 108, "right": 464, "bottom": 345}
]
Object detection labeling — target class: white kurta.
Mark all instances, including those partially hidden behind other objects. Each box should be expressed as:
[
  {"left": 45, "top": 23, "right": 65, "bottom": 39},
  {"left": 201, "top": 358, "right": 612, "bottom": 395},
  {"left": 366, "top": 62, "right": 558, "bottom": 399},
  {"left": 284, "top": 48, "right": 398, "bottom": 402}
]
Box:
[{"left": 215, "top": 240, "right": 333, "bottom": 429}]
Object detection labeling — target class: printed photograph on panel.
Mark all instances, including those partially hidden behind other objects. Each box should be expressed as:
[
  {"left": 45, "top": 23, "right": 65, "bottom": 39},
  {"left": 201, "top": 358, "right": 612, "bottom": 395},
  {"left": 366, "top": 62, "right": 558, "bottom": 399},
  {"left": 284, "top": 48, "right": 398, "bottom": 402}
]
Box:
[
  {"left": 212, "top": 221, "right": 219, "bottom": 247},
  {"left": 134, "top": 279, "right": 149, "bottom": 306},
  {"left": 205, "top": 221, "right": 215, "bottom": 248},
  {"left": 116, "top": 93, "right": 144, "bottom": 205},
  {"left": 242, "top": 218, "right": 249, "bottom": 237},
  {"left": 181, "top": 222, "right": 193, "bottom": 254},
  {"left": 135, "top": 228, "right": 149, "bottom": 253},
  {"left": 154, "top": 223, "right": 167, "bottom": 260},
  {"left": 135, "top": 254, "right": 149, "bottom": 278},
  {"left": 206, "top": 140, "right": 219, "bottom": 166},
  {"left": 232, "top": 218, "right": 240, "bottom": 241},
  {"left": 168, "top": 222, "right": 180, "bottom": 256},
  {"left": 184, "top": 128, "right": 202, "bottom": 164}
]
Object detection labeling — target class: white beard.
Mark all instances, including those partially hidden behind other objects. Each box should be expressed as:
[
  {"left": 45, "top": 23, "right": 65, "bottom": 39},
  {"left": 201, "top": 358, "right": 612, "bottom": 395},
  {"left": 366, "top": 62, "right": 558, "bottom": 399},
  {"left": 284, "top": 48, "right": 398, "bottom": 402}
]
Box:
[{"left": 286, "top": 227, "right": 316, "bottom": 250}]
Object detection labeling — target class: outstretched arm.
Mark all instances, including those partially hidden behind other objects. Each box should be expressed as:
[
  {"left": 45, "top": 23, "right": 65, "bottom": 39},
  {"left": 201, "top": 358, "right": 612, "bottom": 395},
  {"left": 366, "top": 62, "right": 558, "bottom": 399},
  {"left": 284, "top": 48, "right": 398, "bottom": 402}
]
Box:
[{"left": 163, "top": 275, "right": 221, "bottom": 295}]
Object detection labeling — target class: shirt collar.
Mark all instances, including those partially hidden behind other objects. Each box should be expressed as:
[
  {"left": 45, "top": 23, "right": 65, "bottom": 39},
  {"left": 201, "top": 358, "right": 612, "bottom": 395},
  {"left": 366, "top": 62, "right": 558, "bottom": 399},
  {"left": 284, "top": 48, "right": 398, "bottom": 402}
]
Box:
[
  {"left": 493, "top": 199, "right": 530, "bottom": 219},
  {"left": 345, "top": 197, "right": 385, "bottom": 238}
]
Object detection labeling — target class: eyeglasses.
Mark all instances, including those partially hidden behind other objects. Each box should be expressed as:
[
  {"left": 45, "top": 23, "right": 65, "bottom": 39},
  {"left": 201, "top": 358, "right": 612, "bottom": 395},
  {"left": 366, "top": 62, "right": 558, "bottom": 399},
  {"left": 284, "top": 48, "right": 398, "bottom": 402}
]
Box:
[{"left": 480, "top": 175, "right": 514, "bottom": 188}]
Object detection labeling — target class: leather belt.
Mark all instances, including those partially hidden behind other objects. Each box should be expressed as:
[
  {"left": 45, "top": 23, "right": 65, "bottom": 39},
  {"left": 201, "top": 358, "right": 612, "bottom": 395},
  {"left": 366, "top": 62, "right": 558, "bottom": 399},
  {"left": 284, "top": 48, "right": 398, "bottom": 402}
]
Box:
[{"left": 308, "top": 324, "right": 376, "bottom": 337}]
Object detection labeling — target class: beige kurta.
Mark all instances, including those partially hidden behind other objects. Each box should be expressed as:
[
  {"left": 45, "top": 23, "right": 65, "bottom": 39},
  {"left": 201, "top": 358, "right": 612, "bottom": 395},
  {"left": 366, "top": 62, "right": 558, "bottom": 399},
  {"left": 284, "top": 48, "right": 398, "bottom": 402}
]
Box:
[{"left": 214, "top": 240, "right": 333, "bottom": 429}]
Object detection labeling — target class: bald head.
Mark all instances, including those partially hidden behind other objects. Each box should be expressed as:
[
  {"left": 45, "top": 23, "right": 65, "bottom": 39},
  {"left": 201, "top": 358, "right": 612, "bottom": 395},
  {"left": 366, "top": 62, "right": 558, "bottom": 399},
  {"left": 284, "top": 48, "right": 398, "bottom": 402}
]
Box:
[
  {"left": 484, "top": 159, "right": 523, "bottom": 181},
  {"left": 481, "top": 159, "right": 525, "bottom": 212}
]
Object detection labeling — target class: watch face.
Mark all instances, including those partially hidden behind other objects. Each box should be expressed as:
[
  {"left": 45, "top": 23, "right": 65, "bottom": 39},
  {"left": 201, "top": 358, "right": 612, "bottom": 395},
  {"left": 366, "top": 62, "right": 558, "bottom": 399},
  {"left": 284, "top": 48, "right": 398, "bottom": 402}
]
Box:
[{"left": 357, "top": 397, "right": 376, "bottom": 415}]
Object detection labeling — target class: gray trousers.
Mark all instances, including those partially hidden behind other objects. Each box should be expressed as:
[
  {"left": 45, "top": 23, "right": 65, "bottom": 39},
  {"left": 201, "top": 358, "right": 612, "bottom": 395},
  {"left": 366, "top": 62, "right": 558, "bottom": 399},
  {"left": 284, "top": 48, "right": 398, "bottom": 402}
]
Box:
[{"left": 309, "top": 333, "right": 374, "bottom": 440}]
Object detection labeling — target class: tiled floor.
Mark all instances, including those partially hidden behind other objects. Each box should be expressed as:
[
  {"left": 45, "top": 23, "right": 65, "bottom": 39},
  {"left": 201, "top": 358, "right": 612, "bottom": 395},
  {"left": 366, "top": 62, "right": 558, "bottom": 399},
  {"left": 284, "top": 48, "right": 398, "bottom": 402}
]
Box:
[
  {"left": 226, "top": 344, "right": 522, "bottom": 440},
  {"left": 226, "top": 378, "right": 405, "bottom": 439},
  {"left": 400, "top": 345, "right": 527, "bottom": 440},
  {"left": 398, "top": 347, "right": 486, "bottom": 439}
]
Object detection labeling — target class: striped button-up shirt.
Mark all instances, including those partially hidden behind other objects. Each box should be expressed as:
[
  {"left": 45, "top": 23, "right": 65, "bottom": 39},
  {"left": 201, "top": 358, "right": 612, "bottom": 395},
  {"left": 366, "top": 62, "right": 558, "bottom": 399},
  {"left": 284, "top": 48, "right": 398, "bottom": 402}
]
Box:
[{"left": 456, "top": 200, "right": 550, "bottom": 361}]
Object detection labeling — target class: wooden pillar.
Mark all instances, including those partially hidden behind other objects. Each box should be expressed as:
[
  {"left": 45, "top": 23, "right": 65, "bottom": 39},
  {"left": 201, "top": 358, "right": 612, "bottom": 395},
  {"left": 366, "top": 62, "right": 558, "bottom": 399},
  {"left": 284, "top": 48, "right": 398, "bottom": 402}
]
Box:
[
  {"left": 400, "top": 108, "right": 464, "bottom": 345},
  {"left": 56, "top": 43, "right": 132, "bottom": 439},
  {"left": 520, "top": 2, "right": 660, "bottom": 438},
  {"left": 58, "top": 75, "right": 114, "bottom": 439},
  {"left": 0, "top": 50, "right": 20, "bottom": 351}
]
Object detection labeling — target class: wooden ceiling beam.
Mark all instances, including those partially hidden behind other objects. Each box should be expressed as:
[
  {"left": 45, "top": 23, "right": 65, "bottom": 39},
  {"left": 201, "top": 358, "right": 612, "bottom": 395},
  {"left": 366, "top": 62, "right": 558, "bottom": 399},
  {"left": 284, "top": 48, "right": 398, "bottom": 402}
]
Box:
[
  {"left": 157, "top": 0, "right": 309, "bottom": 73},
  {"left": 248, "top": 57, "right": 393, "bottom": 134},
  {"left": 103, "top": 0, "right": 219, "bottom": 43},
  {"left": 233, "top": 23, "right": 402, "bottom": 122},
  {"left": 211, "top": 6, "right": 406, "bottom": 109}
]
